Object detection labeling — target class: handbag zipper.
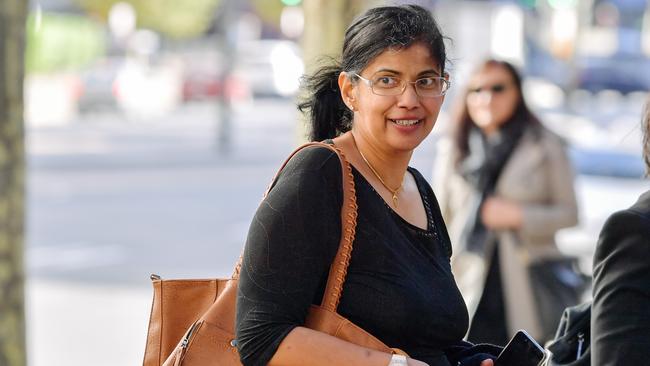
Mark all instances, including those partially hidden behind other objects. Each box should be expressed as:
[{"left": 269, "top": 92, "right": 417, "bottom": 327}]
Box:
[
  {"left": 181, "top": 321, "right": 201, "bottom": 349},
  {"left": 576, "top": 332, "right": 585, "bottom": 359},
  {"left": 171, "top": 321, "right": 201, "bottom": 366}
]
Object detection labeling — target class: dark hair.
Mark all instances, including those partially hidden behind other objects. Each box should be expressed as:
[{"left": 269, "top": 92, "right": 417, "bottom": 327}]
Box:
[
  {"left": 452, "top": 59, "right": 541, "bottom": 164},
  {"left": 298, "top": 5, "right": 447, "bottom": 141},
  {"left": 641, "top": 97, "right": 650, "bottom": 177}
]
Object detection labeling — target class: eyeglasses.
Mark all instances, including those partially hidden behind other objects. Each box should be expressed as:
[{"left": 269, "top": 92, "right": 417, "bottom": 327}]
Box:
[
  {"left": 350, "top": 72, "right": 450, "bottom": 98},
  {"left": 468, "top": 83, "right": 511, "bottom": 95}
]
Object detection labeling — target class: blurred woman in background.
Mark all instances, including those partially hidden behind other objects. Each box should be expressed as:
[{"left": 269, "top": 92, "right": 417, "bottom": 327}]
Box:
[{"left": 433, "top": 59, "right": 578, "bottom": 345}]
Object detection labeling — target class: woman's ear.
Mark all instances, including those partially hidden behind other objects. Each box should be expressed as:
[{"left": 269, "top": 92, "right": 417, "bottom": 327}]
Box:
[{"left": 338, "top": 72, "right": 357, "bottom": 111}]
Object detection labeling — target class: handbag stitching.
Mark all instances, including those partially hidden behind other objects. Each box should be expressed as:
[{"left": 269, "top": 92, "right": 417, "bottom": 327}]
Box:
[{"left": 327, "top": 145, "right": 357, "bottom": 310}]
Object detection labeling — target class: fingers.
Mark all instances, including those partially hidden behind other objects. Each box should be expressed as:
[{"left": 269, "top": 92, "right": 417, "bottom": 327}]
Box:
[{"left": 480, "top": 359, "right": 494, "bottom": 366}]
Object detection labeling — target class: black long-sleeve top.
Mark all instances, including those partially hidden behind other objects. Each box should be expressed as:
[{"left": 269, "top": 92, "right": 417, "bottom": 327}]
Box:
[
  {"left": 591, "top": 190, "right": 650, "bottom": 365},
  {"left": 235, "top": 146, "right": 493, "bottom": 366}
]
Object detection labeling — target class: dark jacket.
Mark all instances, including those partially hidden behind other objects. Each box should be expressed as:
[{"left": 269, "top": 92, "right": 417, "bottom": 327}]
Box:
[{"left": 591, "top": 189, "right": 650, "bottom": 366}]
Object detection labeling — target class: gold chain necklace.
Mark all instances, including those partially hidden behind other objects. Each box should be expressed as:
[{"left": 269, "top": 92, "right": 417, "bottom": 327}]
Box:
[{"left": 351, "top": 133, "right": 403, "bottom": 207}]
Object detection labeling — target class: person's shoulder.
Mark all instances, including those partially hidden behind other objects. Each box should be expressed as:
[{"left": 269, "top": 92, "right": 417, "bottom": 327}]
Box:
[
  {"left": 594, "top": 192, "right": 650, "bottom": 278},
  {"left": 522, "top": 123, "right": 572, "bottom": 164},
  {"left": 284, "top": 143, "right": 342, "bottom": 174},
  {"left": 597, "top": 192, "right": 650, "bottom": 257},
  {"left": 605, "top": 190, "right": 650, "bottom": 228},
  {"left": 600, "top": 209, "right": 649, "bottom": 238},
  {"left": 629, "top": 189, "right": 650, "bottom": 219},
  {"left": 267, "top": 143, "right": 345, "bottom": 202},
  {"left": 529, "top": 123, "right": 568, "bottom": 148}
]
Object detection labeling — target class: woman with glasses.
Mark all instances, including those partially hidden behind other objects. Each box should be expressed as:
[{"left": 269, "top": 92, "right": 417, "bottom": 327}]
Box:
[
  {"left": 235, "top": 5, "right": 500, "bottom": 366},
  {"left": 433, "top": 59, "right": 578, "bottom": 346}
]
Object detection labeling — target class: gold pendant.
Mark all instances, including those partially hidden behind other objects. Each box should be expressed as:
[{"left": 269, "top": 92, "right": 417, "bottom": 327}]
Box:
[{"left": 392, "top": 193, "right": 399, "bottom": 208}]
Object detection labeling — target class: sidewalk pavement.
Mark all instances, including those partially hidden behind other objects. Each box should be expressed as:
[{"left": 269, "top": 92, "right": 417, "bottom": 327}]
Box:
[{"left": 26, "top": 279, "right": 151, "bottom": 366}]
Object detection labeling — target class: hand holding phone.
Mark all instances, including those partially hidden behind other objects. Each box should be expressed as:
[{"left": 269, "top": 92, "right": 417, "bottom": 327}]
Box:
[{"left": 494, "top": 330, "right": 546, "bottom": 366}]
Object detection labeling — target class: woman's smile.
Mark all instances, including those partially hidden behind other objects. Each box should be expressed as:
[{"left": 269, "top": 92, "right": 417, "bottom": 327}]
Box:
[{"left": 389, "top": 118, "right": 422, "bottom": 127}]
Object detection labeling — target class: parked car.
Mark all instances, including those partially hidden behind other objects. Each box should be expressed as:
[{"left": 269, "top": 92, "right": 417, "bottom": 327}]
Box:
[
  {"left": 576, "top": 55, "right": 650, "bottom": 94},
  {"left": 180, "top": 49, "right": 250, "bottom": 103},
  {"left": 182, "top": 69, "right": 222, "bottom": 101},
  {"left": 570, "top": 146, "right": 646, "bottom": 178},
  {"left": 526, "top": 40, "right": 650, "bottom": 95}
]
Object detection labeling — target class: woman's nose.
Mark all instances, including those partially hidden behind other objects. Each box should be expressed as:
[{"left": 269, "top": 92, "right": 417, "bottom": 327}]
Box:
[
  {"left": 475, "top": 91, "right": 493, "bottom": 105},
  {"left": 397, "top": 83, "right": 420, "bottom": 108}
]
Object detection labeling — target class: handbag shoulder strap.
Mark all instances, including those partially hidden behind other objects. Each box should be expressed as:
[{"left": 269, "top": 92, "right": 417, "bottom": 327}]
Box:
[{"left": 233, "top": 141, "right": 357, "bottom": 312}]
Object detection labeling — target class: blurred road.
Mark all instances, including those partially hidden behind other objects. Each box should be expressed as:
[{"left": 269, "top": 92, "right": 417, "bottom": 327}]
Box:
[
  {"left": 27, "top": 101, "right": 298, "bottom": 284},
  {"left": 25, "top": 99, "right": 647, "bottom": 365}
]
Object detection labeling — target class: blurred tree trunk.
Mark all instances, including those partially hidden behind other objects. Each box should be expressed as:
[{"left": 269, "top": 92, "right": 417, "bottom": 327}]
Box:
[
  {"left": 302, "top": 0, "right": 356, "bottom": 65},
  {"left": 298, "top": 0, "right": 380, "bottom": 142},
  {"left": 0, "top": 0, "right": 27, "bottom": 365}
]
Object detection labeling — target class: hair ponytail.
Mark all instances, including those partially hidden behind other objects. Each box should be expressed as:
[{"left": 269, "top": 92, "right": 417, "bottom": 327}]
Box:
[{"left": 298, "top": 62, "right": 352, "bottom": 141}]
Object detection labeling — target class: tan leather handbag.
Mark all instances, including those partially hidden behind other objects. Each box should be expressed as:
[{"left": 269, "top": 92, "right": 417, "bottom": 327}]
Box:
[{"left": 142, "top": 142, "right": 407, "bottom": 366}]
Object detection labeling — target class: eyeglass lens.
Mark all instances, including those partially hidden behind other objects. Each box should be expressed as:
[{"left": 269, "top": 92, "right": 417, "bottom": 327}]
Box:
[{"left": 369, "top": 75, "right": 448, "bottom": 96}]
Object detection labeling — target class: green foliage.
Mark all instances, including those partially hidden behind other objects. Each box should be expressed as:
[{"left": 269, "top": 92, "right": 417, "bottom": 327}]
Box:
[
  {"left": 25, "top": 12, "right": 105, "bottom": 73},
  {"left": 74, "top": 0, "right": 222, "bottom": 39}
]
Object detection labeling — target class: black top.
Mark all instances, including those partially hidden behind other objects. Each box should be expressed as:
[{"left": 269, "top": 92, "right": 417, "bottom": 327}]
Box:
[
  {"left": 235, "top": 146, "right": 475, "bottom": 366},
  {"left": 591, "top": 189, "right": 650, "bottom": 366}
]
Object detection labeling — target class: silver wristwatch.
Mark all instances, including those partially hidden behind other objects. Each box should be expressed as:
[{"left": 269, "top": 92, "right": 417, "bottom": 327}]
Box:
[{"left": 388, "top": 354, "right": 408, "bottom": 366}]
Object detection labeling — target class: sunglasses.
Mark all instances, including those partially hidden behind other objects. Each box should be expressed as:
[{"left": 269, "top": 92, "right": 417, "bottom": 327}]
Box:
[{"left": 468, "top": 83, "right": 511, "bottom": 94}]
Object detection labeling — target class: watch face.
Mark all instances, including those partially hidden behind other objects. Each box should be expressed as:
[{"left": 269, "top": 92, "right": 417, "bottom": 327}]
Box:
[{"left": 390, "top": 354, "right": 409, "bottom": 366}]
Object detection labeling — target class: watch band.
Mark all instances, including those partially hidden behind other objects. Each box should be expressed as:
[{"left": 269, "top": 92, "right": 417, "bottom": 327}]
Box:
[{"left": 388, "top": 354, "right": 408, "bottom": 366}]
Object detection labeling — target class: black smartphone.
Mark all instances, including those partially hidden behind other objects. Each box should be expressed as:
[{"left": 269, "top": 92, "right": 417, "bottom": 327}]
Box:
[{"left": 495, "top": 330, "right": 546, "bottom": 366}]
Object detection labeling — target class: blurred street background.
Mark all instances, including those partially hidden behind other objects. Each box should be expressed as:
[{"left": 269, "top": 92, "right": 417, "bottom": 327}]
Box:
[{"left": 1, "top": 0, "right": 648, "bottom": 365}]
